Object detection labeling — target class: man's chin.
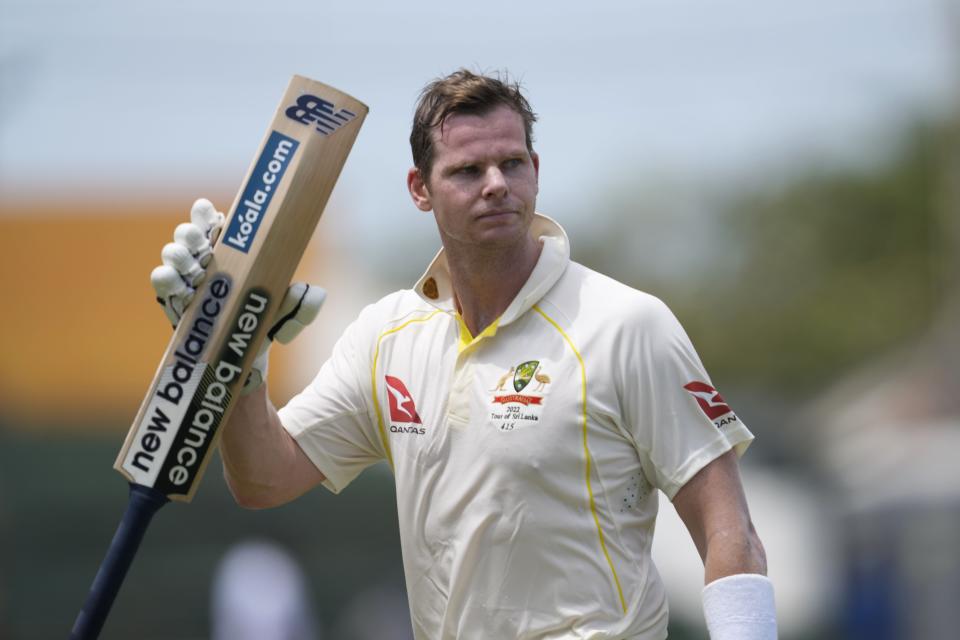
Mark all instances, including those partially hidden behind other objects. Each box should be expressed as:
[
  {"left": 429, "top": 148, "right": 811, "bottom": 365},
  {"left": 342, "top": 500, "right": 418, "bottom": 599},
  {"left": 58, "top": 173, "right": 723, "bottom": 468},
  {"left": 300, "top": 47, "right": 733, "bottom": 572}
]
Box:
[
  {"left": 474, "top": 211, "right": 530, "bottom": 236},
  {"left": 473, "top": 223, "right": 533, "bottom": 248}
]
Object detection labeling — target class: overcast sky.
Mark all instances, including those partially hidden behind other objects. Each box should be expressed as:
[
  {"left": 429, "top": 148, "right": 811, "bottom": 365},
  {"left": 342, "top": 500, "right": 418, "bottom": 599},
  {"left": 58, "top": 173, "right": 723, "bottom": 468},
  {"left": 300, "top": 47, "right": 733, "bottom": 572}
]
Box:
[{"left": 1, "top": 0, "right": 956, "bottom": 245}]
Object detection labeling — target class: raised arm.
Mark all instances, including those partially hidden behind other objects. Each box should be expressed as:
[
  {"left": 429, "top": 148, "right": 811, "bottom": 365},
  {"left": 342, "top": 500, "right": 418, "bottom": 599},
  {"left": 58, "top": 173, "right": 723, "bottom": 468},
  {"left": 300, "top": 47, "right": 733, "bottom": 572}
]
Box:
[
  {"left": 219, "top": 385, "right": 326, "bottom": 509},
  {"left": 151, "top": 197, "right": 327, "bottom": 510}
]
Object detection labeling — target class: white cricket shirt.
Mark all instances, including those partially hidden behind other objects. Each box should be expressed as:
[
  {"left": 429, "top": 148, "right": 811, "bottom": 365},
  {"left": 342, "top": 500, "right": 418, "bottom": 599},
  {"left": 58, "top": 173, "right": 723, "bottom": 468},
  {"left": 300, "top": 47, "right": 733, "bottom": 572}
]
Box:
[{"left": 279, "top": 215, "right": 754, "bottom": 639}]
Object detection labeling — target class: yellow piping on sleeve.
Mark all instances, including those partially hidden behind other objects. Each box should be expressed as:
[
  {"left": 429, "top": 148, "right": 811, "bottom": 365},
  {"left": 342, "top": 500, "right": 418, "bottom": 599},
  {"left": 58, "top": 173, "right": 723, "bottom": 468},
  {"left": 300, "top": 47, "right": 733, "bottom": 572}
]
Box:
[
  {"left": 533, "top": 304, "right": 628, "bottom": 615},
  {"left": 370, "top": 310, "right": 445, "bottom": 469}
]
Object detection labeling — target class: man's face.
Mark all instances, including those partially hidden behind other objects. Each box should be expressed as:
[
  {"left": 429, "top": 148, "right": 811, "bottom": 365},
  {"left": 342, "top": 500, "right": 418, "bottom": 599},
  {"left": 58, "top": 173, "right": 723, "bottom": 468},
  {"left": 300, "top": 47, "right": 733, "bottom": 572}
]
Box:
[{"left": 408, "top": 105, "right": 540, "bottom": 251}]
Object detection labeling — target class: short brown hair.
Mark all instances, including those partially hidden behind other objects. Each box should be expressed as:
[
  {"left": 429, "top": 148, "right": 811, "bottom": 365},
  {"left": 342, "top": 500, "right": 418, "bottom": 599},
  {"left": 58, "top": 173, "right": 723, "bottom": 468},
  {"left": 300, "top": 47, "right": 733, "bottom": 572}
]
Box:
[{"left": 410, "top": 68, "right": 537, "bottom": 181}]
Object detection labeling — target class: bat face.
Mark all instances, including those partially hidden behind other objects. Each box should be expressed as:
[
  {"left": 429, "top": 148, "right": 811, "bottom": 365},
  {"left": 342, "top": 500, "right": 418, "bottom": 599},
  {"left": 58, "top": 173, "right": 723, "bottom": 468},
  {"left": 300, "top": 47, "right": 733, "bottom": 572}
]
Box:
[{"left": 115, "top": 77, "right": 367, "bottom": 502}]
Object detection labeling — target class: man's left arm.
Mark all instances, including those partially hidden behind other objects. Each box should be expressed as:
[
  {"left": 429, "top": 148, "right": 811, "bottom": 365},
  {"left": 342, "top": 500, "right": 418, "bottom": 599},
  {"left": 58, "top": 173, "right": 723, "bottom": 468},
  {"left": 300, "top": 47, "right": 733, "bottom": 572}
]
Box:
[{"left": 672, "top": 450, "right": 778, "bottom": 639}]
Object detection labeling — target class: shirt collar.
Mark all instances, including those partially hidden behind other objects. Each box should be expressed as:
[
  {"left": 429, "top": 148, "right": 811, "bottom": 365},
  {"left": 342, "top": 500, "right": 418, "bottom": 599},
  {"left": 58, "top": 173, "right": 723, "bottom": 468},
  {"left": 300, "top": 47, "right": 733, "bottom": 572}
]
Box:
[{"left": 414, "top": 213, "right": 570, "bottom": 329}]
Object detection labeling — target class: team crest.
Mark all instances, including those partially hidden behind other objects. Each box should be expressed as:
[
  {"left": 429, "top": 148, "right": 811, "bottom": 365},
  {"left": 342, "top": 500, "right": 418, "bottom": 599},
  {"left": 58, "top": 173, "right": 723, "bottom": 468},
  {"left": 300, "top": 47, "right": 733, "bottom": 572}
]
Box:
[
  {"left": 513, "top": 360, "right": 539, "bottom": 392},
  {"left": 489, "top": 360, "right": 552, "bottom": 432}
]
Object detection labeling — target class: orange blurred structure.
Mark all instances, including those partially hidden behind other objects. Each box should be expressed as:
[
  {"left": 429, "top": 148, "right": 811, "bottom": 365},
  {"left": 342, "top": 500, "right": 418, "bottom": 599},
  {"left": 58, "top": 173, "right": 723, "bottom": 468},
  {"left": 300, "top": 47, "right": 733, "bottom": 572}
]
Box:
[{"left": 0, "top": 195, "right": 349, "bottom": 432}]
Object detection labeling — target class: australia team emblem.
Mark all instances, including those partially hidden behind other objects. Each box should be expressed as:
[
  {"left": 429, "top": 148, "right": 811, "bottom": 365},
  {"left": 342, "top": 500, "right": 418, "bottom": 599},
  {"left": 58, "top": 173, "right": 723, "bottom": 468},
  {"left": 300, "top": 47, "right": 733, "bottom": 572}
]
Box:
[
  {"left": 513, "top": 360, "right": 539, "bottom": 392},
  {"left": 489, "top": 359, "right": 552, "bottom": 431}
]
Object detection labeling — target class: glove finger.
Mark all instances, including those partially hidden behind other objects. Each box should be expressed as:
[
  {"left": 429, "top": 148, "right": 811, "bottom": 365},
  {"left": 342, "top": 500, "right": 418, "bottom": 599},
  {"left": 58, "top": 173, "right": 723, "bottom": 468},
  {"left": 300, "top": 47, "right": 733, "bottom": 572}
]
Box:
[
  {"left": 190, "top": 198, "right": 226, "bottom": 244},
  {"left": 174, "top": 222, "right": 214, "bottom": 267},
  {"left": 151, "top": 264, "right": 195, "bottom": 326},
  {"left": 270, "top": 283, "right": 326, "bottom": 344},
  {"left": 161, "top": 242, "right": 205, "bottom": 286}
]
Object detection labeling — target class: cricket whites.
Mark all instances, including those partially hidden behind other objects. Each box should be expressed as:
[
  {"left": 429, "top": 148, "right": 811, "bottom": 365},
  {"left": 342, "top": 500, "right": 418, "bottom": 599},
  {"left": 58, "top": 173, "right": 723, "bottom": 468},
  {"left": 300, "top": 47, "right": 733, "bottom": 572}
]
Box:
[{"left": 70, "top": 76, "right": 367, "bottom": 639}]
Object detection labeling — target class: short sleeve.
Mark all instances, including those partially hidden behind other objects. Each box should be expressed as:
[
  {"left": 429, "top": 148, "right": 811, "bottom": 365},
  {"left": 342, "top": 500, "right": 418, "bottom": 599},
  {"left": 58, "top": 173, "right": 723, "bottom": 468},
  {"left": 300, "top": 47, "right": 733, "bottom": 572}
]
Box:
[
  {"left": 617, "top": 296, "right": 753, "bottom": 499},
  {"left": 278, "top": 313, "right": 386, "bottom": 494}
]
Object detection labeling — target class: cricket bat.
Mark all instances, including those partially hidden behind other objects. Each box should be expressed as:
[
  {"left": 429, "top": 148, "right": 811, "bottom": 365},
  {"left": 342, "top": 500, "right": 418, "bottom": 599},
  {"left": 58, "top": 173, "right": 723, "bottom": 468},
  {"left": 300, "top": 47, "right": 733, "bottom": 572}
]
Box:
[{"left": 70, "top": 76, "right": 367, "bottom": 639}]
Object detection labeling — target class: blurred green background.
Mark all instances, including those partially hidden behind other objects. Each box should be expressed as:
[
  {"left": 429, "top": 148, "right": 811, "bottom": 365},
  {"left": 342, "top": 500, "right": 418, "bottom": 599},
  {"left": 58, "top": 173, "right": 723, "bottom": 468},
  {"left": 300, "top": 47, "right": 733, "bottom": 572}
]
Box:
[{"left": 2, "top": 1, "right": 959, "bottom": 638}]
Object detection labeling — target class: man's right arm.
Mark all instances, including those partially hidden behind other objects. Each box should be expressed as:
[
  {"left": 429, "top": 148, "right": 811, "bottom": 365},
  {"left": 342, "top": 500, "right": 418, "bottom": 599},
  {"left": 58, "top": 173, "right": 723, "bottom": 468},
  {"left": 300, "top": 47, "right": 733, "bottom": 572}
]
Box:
[
  {"left": 219, "top": 385, "right": 326, "bottom": 509},
  {"left": 152, "top": 198, "right": 327, "bottom": 510}
]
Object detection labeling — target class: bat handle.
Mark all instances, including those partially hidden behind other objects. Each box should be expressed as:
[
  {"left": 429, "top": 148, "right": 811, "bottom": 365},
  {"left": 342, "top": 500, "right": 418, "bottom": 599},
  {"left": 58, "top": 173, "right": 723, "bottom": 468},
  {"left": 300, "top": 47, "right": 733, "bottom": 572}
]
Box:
[{"left": 70, "top": 484, "right": 169, "bottom": 640}]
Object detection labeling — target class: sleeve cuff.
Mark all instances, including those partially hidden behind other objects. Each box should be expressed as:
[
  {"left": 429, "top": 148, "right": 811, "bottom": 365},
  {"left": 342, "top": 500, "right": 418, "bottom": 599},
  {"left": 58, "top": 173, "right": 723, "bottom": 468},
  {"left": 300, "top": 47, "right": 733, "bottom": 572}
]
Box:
[{"left": 661, "top": 425, "right": 754, "bottom": 500}]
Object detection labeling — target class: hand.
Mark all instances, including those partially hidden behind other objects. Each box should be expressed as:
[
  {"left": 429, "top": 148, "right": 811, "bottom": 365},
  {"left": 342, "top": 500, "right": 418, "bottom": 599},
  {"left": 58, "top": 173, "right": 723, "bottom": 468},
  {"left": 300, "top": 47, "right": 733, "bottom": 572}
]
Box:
[
  {"left": 151, "top": 198, "right": 224, "bottom": 326},
  {"left": 243, "top": 282, "right": 326, "bottom": 394},
  {"left": 150, "top": 198, "right": 325, "bottom": 395}
]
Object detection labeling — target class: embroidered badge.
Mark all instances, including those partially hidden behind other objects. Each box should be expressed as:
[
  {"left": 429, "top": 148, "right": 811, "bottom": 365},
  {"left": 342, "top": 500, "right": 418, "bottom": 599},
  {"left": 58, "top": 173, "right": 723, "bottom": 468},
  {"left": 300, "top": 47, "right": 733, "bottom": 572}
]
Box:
[{"left": 489, "top": 360, "right": 551, "bottom": 431}]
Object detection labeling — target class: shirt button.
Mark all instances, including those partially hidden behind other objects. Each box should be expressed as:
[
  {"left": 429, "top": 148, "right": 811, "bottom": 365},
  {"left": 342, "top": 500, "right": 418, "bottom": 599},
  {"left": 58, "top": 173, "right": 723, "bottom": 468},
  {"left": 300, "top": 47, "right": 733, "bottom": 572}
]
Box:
[{"left": 423, "top": 277, "right": 439, "bottom": 299}]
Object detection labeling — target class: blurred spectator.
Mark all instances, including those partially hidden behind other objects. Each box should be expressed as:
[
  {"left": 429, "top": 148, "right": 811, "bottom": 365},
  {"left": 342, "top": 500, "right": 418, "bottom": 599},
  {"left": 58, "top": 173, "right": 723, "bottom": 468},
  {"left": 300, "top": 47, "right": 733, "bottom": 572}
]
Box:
[{"left": 211, "top": 539, "right": 320, "bottom": 640}]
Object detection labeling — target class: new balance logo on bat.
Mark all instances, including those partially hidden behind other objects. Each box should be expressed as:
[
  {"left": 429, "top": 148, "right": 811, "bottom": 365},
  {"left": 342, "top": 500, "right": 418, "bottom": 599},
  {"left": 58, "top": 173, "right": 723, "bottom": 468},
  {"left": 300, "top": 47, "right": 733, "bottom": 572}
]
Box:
[{"left": 285, "top": 94, "right": 357, "bottom": 135}]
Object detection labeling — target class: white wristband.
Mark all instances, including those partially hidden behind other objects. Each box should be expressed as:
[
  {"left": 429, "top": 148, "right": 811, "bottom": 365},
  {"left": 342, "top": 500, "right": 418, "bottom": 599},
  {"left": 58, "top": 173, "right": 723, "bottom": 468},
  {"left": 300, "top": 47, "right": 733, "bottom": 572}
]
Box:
[{"left": 702, "top": 573, "right": 777, "bottom": 640}]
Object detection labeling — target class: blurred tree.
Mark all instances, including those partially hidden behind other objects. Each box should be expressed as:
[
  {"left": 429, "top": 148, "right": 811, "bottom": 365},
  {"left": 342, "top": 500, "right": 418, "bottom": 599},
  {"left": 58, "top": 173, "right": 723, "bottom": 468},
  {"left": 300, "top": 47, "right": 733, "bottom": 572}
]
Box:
[
  {"left": 575, "top": 115, "right": 956, "bottom": 396},
  {"left": 690, "top": 119, "right": 953, "bottom": 392}
]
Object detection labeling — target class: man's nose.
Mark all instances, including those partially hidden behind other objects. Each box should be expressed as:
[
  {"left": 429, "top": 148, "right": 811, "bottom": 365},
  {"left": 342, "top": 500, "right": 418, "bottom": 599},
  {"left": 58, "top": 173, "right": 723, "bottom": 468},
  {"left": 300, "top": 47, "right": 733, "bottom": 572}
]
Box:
[{"left": 482, "top": 167, "right": 508, "bottom": 199}]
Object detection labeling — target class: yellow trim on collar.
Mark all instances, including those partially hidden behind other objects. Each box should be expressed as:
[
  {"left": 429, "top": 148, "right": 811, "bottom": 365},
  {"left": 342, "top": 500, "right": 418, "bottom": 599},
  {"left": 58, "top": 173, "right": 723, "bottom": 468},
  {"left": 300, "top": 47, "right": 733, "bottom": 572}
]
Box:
[{"left": 457, "top": 314, "right": 500, "bottom": 355}]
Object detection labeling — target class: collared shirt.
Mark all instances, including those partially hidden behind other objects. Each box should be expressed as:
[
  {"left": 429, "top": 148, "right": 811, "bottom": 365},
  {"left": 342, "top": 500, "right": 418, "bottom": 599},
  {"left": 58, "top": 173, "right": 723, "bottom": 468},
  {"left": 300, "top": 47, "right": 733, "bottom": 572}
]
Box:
[{"left": 279, "top": 214, "right": 753, "bottom": 639}]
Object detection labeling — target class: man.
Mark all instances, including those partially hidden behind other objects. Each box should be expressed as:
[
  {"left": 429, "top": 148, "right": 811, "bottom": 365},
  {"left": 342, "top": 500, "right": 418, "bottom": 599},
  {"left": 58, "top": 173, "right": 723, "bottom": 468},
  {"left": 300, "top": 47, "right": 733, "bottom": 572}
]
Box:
[{"left": 153, "top": 70, "right": 776, "bottom": 639}]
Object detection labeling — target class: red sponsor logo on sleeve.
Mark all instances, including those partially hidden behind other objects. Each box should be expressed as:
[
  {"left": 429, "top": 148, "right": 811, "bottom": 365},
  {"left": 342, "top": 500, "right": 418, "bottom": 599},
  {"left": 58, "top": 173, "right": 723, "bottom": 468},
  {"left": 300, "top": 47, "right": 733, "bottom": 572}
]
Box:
[{"left": 683, "top": 381, "right": 733, "bottom": 421}]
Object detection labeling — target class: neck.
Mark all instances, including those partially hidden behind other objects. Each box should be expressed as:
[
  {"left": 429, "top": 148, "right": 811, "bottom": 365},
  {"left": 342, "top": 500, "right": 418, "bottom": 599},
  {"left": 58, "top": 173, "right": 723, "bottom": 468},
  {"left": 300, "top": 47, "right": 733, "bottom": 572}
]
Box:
[{"left": 444, "top": 234, "right": 542, "bottom": 337}]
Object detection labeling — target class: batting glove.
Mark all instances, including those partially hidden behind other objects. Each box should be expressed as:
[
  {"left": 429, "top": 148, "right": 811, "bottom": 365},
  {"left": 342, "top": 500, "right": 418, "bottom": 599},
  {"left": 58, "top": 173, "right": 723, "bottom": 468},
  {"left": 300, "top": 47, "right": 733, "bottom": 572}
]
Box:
[
  {"left": 151, "top": 198, "right": 225, "bottom": 326},
  {"left": 242, "top": 282, "right": 326, "bottom": 394},
  {"left": 151, "top": 198, "right": 326, "bottom": 395}
]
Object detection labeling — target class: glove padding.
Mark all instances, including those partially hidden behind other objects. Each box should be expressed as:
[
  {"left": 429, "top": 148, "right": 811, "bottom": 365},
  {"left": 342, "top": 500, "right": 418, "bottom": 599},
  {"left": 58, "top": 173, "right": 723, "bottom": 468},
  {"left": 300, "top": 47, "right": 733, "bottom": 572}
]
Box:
[
  {"left": 151, "top": 198, "right": 225, "bottom": 326},
  {"left": 243, "top": 282, "right": 326, "bottom": 395},
  {"left": 151, "top": 198, "right": 326, "bottom": 395}
]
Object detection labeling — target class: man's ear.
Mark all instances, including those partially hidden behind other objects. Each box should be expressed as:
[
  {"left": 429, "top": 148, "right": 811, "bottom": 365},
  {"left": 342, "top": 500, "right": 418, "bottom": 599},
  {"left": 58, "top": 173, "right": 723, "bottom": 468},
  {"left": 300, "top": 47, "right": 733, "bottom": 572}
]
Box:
[{"left": 407, "top": 167, "right": 433, "bottom": 212}]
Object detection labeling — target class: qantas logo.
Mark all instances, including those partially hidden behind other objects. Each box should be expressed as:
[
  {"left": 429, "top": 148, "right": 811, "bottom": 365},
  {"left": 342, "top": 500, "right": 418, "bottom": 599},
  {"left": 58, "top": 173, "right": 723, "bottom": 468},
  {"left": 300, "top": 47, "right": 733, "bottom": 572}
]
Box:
[
  {"left": 385, "top": 375, "right": 422, "bottom": 424},
  {"left": 683, "top": 381, "right": 734, "bottom": 422}
]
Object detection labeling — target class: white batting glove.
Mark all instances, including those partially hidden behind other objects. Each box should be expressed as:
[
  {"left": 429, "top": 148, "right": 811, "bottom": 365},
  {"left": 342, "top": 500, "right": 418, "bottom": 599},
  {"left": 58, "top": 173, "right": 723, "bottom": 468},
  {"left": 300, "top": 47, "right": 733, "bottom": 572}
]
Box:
[
  {"left": 151, "top": 198, "right": 326, "bottom": 395},
  {"left": 151, "top": 198, "right": 225, "bottom": 327},
  {"left": 243, "top": 283, "right": 326, "bottom": 395}
]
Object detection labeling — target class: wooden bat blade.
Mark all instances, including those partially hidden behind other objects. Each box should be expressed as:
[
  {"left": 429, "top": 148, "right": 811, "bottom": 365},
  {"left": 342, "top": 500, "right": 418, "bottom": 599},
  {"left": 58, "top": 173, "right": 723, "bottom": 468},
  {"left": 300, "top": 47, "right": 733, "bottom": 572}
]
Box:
[{"left": 113, "top": 76, "right": 367, "bottom": 502}]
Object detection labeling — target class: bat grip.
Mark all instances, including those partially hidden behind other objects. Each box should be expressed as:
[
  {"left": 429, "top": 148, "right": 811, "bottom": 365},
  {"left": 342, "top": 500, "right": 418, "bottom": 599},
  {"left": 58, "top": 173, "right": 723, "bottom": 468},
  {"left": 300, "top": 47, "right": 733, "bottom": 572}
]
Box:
[{"left": 70, "top": 484, "right": 168, "bottom": 640}]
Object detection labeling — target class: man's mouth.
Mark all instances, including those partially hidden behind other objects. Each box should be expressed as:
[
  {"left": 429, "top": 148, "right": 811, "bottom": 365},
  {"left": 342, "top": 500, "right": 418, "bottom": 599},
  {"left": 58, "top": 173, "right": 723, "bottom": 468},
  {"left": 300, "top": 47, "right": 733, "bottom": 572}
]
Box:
[{"left": 477, "top": 210, "right": 516, "bottom": 220}]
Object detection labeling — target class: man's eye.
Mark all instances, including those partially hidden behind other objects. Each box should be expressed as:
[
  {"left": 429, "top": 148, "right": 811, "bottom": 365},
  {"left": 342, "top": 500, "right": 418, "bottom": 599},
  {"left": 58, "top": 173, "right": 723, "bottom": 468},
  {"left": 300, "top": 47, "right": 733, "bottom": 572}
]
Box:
[{"left": 503, "top": 158, "right": 523, "bottom": 170}]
